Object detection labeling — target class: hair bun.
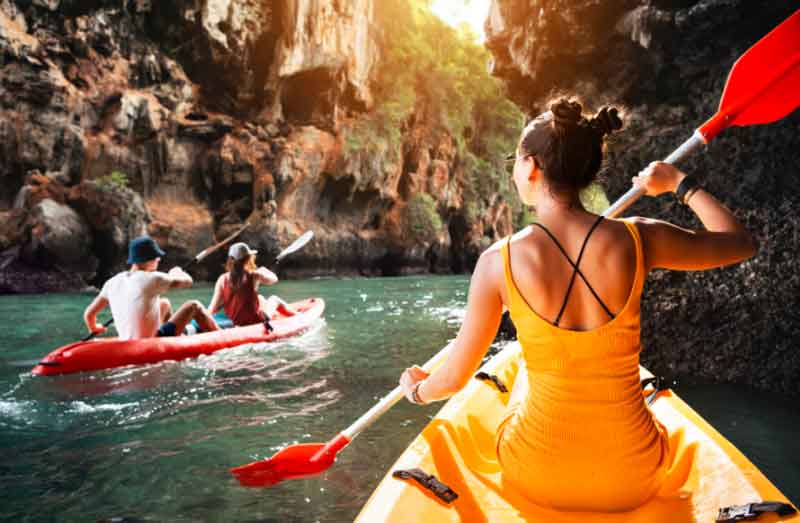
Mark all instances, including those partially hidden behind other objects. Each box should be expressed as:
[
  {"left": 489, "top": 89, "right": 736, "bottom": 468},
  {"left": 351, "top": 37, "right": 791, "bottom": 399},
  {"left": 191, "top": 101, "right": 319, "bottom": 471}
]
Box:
[
  {"left": 550, "top": 99, "right": 583, "bottom": 127},
  {"left": 589, "top": 106, "right": 622, "bottom": 138}
]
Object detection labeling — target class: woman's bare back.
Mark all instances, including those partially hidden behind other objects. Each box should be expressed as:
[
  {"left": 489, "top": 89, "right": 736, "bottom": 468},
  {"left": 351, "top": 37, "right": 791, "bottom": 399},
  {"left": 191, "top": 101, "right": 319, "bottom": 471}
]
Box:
[{"left": 503, "top": 215, "right": 638, "bottom": 332}]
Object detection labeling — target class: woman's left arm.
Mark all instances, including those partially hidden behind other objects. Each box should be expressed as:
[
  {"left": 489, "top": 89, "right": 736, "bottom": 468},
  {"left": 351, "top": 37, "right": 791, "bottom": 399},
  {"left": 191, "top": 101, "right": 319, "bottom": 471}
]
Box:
[{"left": 400, "top": 249, "right": 505, "bottom": 404}]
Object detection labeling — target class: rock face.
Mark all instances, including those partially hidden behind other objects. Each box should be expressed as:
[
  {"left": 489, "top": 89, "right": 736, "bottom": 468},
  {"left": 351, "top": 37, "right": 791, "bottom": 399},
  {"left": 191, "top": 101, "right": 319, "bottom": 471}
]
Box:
[
  {"left": 0, "top": 0, "right": 512, "bottom": 292},
  {"left": 143, "top": 0, "right": 377, "bottom": 124},
  {"left": 0, "top": 172, "right": 150, "bottom": 291},
  {"left": 485, "top": 1, "right": 799, "bottom": 394},
  {"left": 67, "top": 180, "right": 151, "bottom": 281},
  {"left": 25, "top": 198, "right": 93, "bottom": 270}
]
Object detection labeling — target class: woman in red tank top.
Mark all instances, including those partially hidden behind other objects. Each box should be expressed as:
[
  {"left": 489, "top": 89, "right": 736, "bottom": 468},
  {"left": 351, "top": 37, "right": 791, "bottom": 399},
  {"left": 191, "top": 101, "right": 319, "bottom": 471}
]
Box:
[{"left": 208, "top": 242, "right": 296, "bottom": 326}]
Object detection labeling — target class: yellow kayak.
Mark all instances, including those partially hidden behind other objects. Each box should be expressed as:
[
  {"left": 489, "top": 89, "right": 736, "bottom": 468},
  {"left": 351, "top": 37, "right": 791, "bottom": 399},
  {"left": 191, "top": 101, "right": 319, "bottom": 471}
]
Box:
[{"left": 356, "top": 343, "right": 797, "bottom": 522}]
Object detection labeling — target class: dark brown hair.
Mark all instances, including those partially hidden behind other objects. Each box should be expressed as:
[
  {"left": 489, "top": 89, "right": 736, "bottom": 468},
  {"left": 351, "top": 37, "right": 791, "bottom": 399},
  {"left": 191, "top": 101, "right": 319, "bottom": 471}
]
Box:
[
  {"left": 225, "top": 254, "right": 256, "bottom": 292},
  {"left": 520, "top": 98, "right": 622, "bottom": 199}
]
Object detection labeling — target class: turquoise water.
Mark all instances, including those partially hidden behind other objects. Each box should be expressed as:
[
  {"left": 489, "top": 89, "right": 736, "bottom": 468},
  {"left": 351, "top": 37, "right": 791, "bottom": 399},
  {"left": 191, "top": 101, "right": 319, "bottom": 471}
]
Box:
[{"left": 0, "top": 276, "right": 797, "bottom": 522}]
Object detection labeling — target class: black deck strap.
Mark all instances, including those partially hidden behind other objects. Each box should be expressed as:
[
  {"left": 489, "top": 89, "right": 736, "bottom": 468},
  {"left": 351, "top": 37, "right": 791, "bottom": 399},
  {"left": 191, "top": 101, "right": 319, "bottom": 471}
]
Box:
[
  {"left": 716, "top": 501, "right": 796, "bottom": 522},
  {"left": 641, "top": 376, "right": 662, "bottom": 406},
  {"left": 392, "top": 468, "right": 458, "bottom": 504},
  {"left": 37, "top": 360, "right": 60, "bottom": 367},
  {"left": 475, "top": 372, "right": 509, "bottom": 393},
  {"left": 263, "top": 318, "right": 274, "bottom": 333}
]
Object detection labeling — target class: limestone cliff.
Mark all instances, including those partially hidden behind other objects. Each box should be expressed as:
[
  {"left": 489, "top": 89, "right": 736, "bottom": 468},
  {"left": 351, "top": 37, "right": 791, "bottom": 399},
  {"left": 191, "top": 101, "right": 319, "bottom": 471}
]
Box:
[
  {"left": 485, "top": 0, "right": 799, "bottom": 394},
  {"left": 0, "top": 0, "right": 517, "bottom": 292}
]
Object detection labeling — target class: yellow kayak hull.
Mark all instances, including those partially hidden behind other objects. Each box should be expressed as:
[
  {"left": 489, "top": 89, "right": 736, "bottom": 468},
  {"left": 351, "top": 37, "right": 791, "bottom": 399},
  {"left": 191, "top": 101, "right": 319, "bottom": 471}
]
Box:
[{"left": 356, "top": 343, "right": 797, "bottom": 523}]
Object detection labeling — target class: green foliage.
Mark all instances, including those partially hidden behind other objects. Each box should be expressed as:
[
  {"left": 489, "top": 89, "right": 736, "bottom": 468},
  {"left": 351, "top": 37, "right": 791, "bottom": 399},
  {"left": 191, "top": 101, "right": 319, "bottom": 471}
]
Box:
[
  {"left": 348, "top": 0, "right": 523, "bottom": 176},
  {"left": 406, "top": 193, "right": 443, "bottom": 243},
  {"left": 95, "top": 170, "right": 129, "bottom": 190},
  {"left": 514, "top": 206, "right": 536, "bottom": 230},
  {"left": 383, "top": 2, "right": 522, "bottom": 152},
  {"left": 461, "top": 148, "right": 524, "bottom": 233},
  {"left": 463, "top": 200, "right": 480, "bottom": 223},
  {"left": 580, "top": 183, "right": 610, "bottom": 214},
  {"left": 342, "top": 0, "right": 531, "bottom": 238}
]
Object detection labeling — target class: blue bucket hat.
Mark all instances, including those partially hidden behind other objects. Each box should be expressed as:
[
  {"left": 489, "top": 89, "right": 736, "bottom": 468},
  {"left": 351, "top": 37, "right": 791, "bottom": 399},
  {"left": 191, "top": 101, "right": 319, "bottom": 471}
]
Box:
[{"left": 127, "top": 236, "right": 166, "bottom": 264}]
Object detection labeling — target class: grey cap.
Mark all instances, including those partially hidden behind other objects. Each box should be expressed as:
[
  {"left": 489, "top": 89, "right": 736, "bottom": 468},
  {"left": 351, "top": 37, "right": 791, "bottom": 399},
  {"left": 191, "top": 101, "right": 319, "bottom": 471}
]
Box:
[{"left": 228, "top": 242, "right": 258, "bottom": 261}]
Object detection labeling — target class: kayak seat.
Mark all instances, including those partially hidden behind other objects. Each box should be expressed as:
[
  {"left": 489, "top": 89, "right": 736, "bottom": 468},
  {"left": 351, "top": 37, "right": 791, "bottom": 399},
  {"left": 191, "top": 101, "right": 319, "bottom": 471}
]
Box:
[{"left": 356, "top": 343, "right": 798, "bottom": 523}]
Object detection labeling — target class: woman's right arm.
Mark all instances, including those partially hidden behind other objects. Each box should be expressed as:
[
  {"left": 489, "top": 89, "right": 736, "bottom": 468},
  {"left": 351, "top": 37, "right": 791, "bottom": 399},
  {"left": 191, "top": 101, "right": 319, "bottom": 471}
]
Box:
[{"left": 632, "top": 162, "right": 757, "bottom": 271}]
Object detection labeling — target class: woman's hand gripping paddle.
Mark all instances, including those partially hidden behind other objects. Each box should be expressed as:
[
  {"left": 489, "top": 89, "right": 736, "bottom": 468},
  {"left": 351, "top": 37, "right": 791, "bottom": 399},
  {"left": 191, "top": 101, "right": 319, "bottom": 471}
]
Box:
[
  {"left": 229, "top": 10, "right": 800, "bottom": 488},
  {"left": 230, "top": 343, "right": 453, "bottom": 487},
  {"left": 604, "top": 9, "right": 800, "bottom": 218},
  {"left": 81, "top": 223, "right": 251, "bottom": 342}
]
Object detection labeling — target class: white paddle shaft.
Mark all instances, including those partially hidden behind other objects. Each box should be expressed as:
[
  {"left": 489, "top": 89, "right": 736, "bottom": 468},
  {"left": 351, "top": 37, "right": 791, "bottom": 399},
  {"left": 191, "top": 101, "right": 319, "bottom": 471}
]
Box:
[
  {"left": 342, "top": 342, "right": 453, "bottom": 440},
  {"left": 602, "top": 130, "right": 706, "bottom": 218}
]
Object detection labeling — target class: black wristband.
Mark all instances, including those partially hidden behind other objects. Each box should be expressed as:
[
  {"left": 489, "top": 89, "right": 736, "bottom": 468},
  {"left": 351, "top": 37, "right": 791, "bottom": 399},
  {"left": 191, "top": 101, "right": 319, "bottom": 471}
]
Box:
[{"left": 675, "top": 176, "right": 699, "bottom": 204}]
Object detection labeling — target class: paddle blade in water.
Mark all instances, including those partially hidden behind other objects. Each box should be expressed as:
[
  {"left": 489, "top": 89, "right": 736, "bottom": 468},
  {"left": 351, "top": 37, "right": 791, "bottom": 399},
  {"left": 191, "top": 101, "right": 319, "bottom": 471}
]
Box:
[
  {"left": 700, "top": 10, "right": 800, "bottom": 140},
  {"left": 231, "top": 443, "right": 328, "bottom": 487},
  {"left": 231, "top": 433, "right": 350, "bottom": 487}
]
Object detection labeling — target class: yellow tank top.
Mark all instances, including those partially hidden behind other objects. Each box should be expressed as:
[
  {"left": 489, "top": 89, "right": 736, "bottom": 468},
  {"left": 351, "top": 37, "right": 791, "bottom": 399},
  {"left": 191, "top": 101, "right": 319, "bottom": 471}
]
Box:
[{"left": 496, "top": 219, "right": 669, "bottom": 511}]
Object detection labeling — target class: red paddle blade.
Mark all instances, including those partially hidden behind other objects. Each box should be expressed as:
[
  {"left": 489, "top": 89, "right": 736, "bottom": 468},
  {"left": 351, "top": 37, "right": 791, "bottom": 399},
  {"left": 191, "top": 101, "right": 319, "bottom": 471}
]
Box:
[
  {"left": 230, "top": 433, "right": 350, "bottom": 487},
  {"left": 699, "top": 10, "right": 800, "bottom": 140}
]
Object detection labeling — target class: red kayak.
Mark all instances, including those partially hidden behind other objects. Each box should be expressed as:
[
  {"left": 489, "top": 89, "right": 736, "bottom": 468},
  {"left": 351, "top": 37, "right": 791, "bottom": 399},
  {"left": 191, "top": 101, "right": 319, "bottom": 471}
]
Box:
[{"left": 32, "top": 298, "right": 325, "bottom": 376}]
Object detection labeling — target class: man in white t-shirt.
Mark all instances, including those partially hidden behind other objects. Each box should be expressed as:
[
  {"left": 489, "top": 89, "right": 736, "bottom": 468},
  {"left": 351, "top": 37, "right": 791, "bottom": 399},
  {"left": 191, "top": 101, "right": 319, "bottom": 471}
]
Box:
[{"left": 83, "top": 236, "right": 219, "bottom": 340}]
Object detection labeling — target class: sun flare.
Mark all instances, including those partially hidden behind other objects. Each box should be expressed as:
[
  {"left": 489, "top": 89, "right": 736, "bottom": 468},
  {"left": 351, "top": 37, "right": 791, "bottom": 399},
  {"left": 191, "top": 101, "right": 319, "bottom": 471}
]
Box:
[{"left": 429, "top": 0, "right": 491, "bottom": 41}]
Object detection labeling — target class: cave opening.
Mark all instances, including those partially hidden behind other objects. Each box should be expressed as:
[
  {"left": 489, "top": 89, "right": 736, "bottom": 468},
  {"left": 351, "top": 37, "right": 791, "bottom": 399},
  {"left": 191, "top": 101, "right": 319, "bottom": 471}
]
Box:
[
  {"left": 281, "top": 67, "right": 335, "bottom": 125},
  {"left": 317, "top": 175, "right": 353, "bottom": 223}
]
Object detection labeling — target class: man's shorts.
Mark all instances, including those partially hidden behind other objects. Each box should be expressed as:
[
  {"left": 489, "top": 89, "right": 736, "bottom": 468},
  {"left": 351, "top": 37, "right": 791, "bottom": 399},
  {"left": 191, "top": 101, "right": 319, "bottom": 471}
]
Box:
[{"left": 156, "top": 321, "right": 178, "bottom": 337}]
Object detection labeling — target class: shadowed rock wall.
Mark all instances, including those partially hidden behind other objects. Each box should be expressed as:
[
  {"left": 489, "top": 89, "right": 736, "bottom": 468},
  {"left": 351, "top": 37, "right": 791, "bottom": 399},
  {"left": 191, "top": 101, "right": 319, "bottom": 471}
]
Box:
[{"left": 485, "top": 0, "right": 799, "bottom": 394}]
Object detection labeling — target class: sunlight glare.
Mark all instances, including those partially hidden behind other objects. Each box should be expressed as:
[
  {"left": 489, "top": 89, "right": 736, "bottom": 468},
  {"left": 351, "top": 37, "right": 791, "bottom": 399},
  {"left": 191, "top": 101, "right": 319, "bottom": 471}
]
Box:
[{"left": 429, "top": 0, "right": 491, "bottom": 42}]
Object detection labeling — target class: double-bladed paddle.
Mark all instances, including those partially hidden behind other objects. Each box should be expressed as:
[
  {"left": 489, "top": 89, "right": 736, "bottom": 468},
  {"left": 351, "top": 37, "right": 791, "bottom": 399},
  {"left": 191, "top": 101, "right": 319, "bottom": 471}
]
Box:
[{"left": 230, "top": 9, "right": 800, "bottom": 488}]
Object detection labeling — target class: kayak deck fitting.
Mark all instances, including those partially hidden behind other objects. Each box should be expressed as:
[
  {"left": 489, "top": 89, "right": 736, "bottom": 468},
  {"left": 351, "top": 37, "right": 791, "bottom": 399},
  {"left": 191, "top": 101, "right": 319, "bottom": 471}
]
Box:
[
  {"left": 32, "top": 298, "right": 325, "bottom": 376},
  {"left": 356, "top": 342, "right": 797, "bottom": 522}
]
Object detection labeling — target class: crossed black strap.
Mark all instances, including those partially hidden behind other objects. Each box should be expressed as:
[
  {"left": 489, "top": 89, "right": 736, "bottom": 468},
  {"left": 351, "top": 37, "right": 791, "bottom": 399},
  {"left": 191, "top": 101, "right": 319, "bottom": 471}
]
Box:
[
  {"left": 716, "top": 501, "right": 796, "bottom": 522},
  {"left": 392, "top": 468, "right": 459, "bottom": 503},
  {"left": 530, "top": 215, "right": 614, "bottom": 326}
]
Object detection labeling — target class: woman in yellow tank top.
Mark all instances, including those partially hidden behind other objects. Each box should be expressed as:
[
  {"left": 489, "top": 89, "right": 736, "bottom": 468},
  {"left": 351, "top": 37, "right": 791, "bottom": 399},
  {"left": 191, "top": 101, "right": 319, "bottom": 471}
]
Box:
[{"left": 398, "top": 98, "right": 756, "bottom": 512}]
